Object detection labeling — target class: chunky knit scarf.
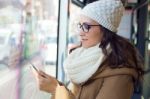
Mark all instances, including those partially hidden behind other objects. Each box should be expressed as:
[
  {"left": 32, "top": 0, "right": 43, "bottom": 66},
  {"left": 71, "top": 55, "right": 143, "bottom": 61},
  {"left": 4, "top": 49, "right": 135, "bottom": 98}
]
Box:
[{"left": 64, "top": 43, "right": 109, "bottom": 84}]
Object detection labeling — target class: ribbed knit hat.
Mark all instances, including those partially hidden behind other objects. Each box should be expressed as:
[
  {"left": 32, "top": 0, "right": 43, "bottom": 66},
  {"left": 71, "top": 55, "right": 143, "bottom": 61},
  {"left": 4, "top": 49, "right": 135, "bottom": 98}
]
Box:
[{"left": 81, "top": 0, "right": 125, "bottom": 32}]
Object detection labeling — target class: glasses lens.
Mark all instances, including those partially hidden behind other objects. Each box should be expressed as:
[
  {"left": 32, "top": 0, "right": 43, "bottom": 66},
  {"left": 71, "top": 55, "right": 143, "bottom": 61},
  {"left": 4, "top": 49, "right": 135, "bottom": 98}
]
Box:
[{"left": 82, "top": 23, "right": 90, "bottom": 32}]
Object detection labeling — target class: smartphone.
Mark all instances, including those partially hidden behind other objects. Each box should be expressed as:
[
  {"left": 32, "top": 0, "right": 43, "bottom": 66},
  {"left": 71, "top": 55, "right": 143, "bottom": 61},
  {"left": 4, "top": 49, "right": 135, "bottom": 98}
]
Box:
[
  {"left": 28, "top": 60, "right": 46, "bottom": 78},
  {"left": 28, "top": 60, "right": 39, "bottom": 72}
]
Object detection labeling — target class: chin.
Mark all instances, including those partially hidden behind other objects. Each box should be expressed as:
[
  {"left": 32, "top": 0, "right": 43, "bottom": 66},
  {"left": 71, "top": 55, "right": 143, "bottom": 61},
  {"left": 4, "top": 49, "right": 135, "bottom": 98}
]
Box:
[{"left": 82, "top": 44, "right": 92, "bottom": 48}]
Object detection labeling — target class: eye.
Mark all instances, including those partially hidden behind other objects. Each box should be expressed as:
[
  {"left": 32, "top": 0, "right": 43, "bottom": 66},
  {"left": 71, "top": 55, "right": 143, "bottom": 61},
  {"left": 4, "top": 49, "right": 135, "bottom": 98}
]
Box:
[{"left": 82, "top": 23, "right": 90, "bottom": 30}]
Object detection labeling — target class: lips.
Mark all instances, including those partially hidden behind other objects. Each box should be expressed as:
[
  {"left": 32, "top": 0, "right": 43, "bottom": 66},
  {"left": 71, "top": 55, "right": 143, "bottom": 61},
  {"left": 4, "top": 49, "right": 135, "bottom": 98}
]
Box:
[
  {"left": 81, "top": 39, "right": 88, "bottom": 42},
  {"left": 79, "top": 36, "right": 88, "bottom": 41}
]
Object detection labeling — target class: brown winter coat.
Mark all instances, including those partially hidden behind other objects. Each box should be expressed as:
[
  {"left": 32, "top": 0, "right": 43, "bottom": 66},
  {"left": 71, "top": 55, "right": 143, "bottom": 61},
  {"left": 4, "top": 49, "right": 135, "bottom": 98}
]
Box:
[
  {"left": 62, "top": 66, "right": 138, "bottom": 99},
  {"left": 69, "top": 68, "right": 137, "bottom": 99}
]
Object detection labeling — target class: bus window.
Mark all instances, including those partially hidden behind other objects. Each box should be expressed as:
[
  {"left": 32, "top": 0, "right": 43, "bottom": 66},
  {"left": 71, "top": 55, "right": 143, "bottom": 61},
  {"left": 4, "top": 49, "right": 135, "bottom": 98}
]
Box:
[
  {"left": 0, "top": 0, "right": 59, "bottom": 99},
  {"left": 68, "top": 2, "right": 81, "bottom": 52}
]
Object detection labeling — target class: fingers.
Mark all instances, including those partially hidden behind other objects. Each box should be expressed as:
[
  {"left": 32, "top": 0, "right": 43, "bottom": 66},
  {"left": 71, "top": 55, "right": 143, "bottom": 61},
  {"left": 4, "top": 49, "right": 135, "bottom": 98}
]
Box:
[
  {"left": 38, "top": 70, "right": 58, "bottom": 84},
  {"left": 35, "top": 70, "right": 58, "bottom": 93},
  {"left": 38, "top": 70, "right": 46, "bottom": 75},
  {"left": 38, "top": 70, "right": 48, "bottom": 78}
]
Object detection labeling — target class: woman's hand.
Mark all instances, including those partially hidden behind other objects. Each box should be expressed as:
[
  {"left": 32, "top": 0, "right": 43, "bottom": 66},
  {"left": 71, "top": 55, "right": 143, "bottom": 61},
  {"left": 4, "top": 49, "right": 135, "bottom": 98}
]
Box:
[{"left": 37, "top": 70, "right": 58, "bottom": 94}]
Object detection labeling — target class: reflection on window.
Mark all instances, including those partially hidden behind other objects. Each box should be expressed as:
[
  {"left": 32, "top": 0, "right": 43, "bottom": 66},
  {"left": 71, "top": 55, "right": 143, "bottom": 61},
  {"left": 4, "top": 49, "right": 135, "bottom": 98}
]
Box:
[
  {"left": 0, "top": 0, "right": 59, "bottom": 99},
  {"left": 68, "top": 2, "right": 81, "bottom": 52}
]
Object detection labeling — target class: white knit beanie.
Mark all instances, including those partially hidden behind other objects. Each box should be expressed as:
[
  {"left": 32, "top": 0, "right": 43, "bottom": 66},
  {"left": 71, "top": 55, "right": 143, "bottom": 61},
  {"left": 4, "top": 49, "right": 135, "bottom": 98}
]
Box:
[{"left": 81, "top": 0, "right": 125, "bottom": 32}]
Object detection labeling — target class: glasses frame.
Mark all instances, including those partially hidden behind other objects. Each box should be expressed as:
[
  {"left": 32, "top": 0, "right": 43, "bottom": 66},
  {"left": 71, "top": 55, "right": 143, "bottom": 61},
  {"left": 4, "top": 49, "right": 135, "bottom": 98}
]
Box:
[{"left": 77, "top": 22, "right": 101, "bottom": 33}]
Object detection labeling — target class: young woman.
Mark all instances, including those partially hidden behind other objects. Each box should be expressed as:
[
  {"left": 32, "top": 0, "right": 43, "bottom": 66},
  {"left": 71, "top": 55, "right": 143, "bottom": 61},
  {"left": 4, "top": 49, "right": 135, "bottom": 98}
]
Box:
[{"left": 36, "top": 0, "right": 144, "bottom": 99}]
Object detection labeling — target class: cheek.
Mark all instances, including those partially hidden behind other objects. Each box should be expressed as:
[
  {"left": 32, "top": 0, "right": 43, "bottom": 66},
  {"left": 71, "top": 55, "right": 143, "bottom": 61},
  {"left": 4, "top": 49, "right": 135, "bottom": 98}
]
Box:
[{"left": 88, "top": 32, "right": 102, "bottom": 42}]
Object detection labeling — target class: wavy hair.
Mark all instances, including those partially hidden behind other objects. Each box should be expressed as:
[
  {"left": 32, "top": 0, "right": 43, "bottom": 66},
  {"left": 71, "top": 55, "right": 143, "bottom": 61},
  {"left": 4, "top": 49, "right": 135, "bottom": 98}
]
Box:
[{"left": 99, "top": 25, "right": 144, "bottom": 80}]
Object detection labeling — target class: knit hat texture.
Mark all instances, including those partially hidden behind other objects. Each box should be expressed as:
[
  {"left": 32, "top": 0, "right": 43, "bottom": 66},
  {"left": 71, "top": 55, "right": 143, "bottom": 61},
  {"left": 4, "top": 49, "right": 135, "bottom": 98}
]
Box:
[{"left": 81, "top": 0, "right": 125, "bottom": 32}]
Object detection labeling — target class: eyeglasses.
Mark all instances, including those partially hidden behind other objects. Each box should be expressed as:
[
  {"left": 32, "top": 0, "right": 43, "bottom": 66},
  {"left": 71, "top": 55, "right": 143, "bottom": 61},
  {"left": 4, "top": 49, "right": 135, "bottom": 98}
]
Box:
[{"left": 77, "top": 22, "right": 101, "bottom": 33}]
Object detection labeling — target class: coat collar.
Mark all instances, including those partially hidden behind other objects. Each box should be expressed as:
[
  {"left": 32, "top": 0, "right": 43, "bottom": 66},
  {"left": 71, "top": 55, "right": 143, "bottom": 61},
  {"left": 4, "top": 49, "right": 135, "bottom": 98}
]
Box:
[{"left": 87, "top": 66, "right": 138, "bottom": 83}]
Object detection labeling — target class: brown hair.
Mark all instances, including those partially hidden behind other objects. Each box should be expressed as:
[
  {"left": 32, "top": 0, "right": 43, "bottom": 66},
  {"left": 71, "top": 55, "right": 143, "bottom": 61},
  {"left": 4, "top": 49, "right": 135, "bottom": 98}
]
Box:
[{"left": 99, "top": 25, "right": 144, "bottom": 80}]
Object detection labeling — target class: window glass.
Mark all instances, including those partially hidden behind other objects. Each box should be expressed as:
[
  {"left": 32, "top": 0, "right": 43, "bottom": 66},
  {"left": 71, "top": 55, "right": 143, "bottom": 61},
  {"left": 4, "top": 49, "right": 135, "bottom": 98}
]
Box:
[
  {"left": 63, "top": 0, "right": 81, "bottom": 85},
  {"left": 68, "top": 2, "right": 81, "bottom": 52},
  {"left": 0, "top": 0, "right": 59, "bottom": 99}
]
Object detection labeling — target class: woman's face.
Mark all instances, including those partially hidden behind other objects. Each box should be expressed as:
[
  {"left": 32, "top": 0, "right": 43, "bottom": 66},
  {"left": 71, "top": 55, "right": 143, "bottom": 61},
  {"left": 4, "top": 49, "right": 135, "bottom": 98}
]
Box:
[{"left": 77, "top": 15, "right": 103, "bottom": 48}]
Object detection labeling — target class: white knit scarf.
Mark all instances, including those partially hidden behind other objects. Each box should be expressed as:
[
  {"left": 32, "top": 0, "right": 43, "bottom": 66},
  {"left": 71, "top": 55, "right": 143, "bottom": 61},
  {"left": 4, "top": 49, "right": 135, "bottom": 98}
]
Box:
[{"left": 63, "top": 43, "right": 109, "bottom": 84}]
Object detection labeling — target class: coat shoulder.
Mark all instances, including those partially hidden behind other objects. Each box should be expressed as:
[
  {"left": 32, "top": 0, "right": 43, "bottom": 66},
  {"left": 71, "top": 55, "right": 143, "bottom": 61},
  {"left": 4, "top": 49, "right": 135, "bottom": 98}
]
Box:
[{"left": 92, "top": 67, "right": 138, "bottom": 80}]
